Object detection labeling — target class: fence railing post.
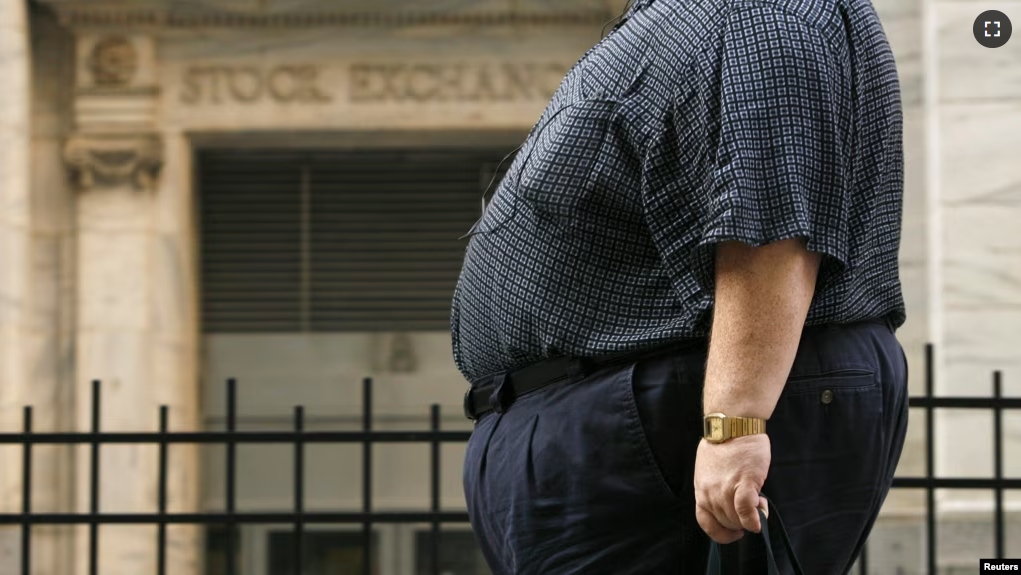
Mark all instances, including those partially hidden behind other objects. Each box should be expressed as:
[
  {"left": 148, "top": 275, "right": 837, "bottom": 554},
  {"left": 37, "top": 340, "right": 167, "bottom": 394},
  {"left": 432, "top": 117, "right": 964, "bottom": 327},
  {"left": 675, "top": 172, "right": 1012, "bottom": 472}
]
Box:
[
  {"left": 21, "top": 406, "right": 32, "bottom": 575},
  {"left": 925, "top": 344, "right": 936, "bottom": 574},
  {"left": 225, "top": 378, "right": 237, "bottom": 575},
  {"left": 89, "top": 380, "right": 101, "bottom": 575},
  {"left": 362, "top": 376, "right": 373, "bottom": 575},
  {"left": 994, "top": 370, "right": 1004, "bottom": 560},
  {"left": 157, "top": 405, "right": 169, "bottom": 575},
  {"left": 431, "top": 404, "right": 442, "bottom": 575},
  {"left": 294, "top": 405, "right": 305, "bottom": 575}
]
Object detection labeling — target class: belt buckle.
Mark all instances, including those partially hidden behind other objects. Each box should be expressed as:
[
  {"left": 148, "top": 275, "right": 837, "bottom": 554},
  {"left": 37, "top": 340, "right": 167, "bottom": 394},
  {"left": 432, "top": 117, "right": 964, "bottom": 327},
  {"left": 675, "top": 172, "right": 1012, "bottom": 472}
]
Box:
[{"left": 463, "top": 388, "right": 476, "bottom": 422}]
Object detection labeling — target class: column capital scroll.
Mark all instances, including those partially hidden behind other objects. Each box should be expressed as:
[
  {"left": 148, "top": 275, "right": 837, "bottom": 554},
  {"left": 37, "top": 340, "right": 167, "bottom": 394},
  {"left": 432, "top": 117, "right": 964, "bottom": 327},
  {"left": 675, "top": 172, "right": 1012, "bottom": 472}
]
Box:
[{"left": 63, "top": 133, "right": 163, "bottom": 191}]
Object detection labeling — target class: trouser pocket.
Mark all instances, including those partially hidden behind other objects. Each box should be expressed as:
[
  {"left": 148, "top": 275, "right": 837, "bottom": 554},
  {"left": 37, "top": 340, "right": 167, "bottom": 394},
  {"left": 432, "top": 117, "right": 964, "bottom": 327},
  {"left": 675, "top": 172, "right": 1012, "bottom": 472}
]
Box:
[{"left": 762, "top": 369, "right": 886, "bottom": 573}]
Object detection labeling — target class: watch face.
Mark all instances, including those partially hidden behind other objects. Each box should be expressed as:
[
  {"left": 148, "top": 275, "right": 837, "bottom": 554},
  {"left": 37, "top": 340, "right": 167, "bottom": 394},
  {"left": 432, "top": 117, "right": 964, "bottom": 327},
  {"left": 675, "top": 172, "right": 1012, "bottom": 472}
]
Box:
[{"left": 705, "top": 416, "right": 724, "bottom": 440}]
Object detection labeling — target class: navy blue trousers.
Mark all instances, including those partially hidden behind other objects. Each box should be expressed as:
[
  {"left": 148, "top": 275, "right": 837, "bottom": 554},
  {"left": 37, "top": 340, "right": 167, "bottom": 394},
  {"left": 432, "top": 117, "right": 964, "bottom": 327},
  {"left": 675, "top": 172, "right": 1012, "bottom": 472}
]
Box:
[{"left": 462, "top": 319, "right": 909, "bottom": 574}]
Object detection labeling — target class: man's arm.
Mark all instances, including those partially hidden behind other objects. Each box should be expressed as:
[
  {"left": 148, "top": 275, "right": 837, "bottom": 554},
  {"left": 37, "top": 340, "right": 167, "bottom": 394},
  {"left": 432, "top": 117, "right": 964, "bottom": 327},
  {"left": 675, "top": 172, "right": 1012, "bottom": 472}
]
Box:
[
  {"left": 693, "top": 237, "right": 822, "bottom": 543},
  {"left": 703, "top": 238, "right": 821, "bottom": 418}
]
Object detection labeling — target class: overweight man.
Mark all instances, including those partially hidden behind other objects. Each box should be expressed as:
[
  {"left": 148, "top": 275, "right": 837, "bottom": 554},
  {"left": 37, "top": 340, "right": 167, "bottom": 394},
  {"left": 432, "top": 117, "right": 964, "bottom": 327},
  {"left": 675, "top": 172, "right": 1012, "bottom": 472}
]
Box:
[{"left": 451, "top": 0, "right": 909, "bottom": 572}]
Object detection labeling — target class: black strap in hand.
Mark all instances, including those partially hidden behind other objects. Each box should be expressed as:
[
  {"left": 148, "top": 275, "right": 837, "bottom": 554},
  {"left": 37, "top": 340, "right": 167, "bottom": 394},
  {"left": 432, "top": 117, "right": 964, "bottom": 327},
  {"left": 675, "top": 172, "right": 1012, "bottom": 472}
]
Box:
[{"left": 704, "top": 495, "right": 805, "bottom": 575}]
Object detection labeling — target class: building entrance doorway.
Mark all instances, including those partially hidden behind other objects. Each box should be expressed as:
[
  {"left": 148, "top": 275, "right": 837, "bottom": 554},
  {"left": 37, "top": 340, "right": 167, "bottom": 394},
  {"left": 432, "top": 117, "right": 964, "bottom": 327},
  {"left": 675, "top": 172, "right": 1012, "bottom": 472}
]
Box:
[{"left": 197, "top": 145, "right": 513, "bottom": 575}]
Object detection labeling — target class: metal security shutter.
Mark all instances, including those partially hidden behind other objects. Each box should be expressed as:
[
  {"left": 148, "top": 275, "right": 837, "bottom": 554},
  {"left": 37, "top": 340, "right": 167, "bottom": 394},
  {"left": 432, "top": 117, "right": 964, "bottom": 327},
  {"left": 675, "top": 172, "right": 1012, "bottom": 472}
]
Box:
[
  {"left": 200, "top": 154, "right": 303, "bottom": 332},
  {"left": 199, "top": 149, "right": 513, "bottom": 333}
]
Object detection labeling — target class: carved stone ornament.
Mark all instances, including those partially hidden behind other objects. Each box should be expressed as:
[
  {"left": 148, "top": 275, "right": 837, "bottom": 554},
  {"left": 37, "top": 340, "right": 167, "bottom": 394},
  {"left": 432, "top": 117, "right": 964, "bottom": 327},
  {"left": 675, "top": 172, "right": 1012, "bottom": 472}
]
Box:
[
  {"left": 89, "top": 36, "right": 138, "bottom": 87},
  {"left": 63, "top": 135, "right": 163, "bottom": 191},
  {"left": 387, "top": 332, "right": 418, "bottom": 373}
]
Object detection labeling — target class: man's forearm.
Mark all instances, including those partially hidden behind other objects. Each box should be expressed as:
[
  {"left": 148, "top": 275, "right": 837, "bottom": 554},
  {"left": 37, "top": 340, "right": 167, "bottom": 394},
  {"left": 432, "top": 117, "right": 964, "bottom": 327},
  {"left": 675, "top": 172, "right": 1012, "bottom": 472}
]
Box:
[{"left": 702, "top": 238, "right": 822, "bottom": 420}]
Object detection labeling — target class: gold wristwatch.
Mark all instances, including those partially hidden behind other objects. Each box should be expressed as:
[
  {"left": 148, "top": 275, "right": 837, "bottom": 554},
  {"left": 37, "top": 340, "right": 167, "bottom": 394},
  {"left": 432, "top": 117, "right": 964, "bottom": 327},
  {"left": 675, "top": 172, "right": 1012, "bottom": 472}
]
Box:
[{"left": 703, "top": 412, "right": 767, "bottom": 443}]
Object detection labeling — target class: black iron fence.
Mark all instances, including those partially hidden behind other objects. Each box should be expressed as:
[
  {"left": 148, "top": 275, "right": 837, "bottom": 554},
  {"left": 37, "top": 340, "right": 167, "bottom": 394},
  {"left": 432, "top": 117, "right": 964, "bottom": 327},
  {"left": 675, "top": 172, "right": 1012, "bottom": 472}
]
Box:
[
  {"left": 891, "top": 345, "right": 1020, "bottom": 572},
  {"left": 0, "top": 343, "right": 1015, "bottom": 574}
]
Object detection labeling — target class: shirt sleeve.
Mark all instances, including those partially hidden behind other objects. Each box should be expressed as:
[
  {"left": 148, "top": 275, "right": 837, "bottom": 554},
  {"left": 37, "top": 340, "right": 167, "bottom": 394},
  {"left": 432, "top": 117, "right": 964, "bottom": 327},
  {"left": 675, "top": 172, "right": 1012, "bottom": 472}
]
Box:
[{"left": 692, "top": 5, "right": 853, "bottom": 291}]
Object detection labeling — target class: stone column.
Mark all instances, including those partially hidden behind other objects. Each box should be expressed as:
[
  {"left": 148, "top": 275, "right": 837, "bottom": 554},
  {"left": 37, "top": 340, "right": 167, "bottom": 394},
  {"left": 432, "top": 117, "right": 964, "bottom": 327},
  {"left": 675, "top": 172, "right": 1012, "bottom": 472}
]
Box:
[
  {"left": 0, "top": 1, "right": 43, "bottom": 572},
  {"left": 66, "top": 33, "right": 201, "bottom": 575},
  {"left": 0, "top": 3, "right": 83, "bottom": 573},
  {"left": 0, "top": 3, "right": 31, "bottom": 423}
]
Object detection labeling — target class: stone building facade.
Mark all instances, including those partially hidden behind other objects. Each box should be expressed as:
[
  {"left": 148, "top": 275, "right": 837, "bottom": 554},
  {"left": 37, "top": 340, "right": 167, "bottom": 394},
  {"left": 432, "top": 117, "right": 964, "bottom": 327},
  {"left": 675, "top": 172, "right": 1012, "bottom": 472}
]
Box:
[{"left": 0, "top": 0, "right": 1017, "bottom": 573}]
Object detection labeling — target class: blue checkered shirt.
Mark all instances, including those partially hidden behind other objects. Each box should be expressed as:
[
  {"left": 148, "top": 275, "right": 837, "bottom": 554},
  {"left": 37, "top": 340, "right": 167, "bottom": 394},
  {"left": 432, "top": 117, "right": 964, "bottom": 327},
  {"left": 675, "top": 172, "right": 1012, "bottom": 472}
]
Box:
[{"left": 450, "top": 0, "right": 906, "bottom": 383}]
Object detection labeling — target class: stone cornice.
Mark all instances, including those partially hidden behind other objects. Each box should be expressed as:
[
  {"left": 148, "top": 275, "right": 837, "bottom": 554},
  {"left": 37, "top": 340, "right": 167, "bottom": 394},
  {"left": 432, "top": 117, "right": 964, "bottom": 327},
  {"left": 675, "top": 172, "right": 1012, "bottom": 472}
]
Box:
[{"left": 47, "top": 8, "right": 615, "bottom": 29}]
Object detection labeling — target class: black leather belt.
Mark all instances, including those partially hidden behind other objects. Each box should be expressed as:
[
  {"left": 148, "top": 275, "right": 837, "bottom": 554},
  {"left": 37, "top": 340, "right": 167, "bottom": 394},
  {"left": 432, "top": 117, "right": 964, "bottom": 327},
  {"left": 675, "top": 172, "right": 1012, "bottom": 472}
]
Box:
[
  {"left": 463, "top": 338, "right": 707, "bottom": 422},
  {"left": 462, "top": 315, "right": 896, "bottom": 422}
]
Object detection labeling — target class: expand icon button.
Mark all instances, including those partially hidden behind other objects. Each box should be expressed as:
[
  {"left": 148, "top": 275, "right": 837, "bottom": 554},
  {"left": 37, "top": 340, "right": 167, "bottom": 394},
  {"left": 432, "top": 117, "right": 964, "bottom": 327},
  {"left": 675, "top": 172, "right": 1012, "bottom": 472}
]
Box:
[{"left": 974, "top": 10, "right": 1013, "bottom": 48}]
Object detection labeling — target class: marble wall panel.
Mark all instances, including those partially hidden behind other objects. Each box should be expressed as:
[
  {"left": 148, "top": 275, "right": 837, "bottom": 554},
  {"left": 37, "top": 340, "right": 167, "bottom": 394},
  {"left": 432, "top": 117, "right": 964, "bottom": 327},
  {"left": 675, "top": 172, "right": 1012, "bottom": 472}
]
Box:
[
  {"left": 937, "top": 1, "right": 1021, "bottom": 102},
  {"left": 933, "top": 1, "right": 1021, "bottom": 511},
  {"left": 937, "top": 99, "right": 1021, "bottom": 389},
  {"left": 940, "top": 101, "right": 1021, "bottom": 205},
  {"left": 943, "top": 207, "right": 1021, "bottom": 309}
]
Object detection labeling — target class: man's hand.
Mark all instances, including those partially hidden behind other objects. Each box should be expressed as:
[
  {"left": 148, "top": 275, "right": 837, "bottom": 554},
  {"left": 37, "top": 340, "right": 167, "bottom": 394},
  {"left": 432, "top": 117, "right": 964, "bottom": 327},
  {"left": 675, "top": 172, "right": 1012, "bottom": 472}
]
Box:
[{"left": 694, "top": 435, "right": 771, "bottom": 543}]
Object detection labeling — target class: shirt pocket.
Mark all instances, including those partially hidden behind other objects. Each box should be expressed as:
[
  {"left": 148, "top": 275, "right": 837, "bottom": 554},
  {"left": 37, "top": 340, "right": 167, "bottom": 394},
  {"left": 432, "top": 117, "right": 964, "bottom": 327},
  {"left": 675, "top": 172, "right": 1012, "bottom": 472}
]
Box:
[
  {"left": 514, "top": 98, "right": 640, "bottom": 233},
  {"left": 463, "top": 96, "right": 640, "bottom": 238}
]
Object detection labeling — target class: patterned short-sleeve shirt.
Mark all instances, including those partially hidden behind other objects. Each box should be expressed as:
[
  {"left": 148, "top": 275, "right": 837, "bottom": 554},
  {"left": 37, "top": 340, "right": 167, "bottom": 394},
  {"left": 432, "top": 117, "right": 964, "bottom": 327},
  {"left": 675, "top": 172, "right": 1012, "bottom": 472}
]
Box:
[{"left": 450, "top": 0, "right": 906, "bottom": 383}]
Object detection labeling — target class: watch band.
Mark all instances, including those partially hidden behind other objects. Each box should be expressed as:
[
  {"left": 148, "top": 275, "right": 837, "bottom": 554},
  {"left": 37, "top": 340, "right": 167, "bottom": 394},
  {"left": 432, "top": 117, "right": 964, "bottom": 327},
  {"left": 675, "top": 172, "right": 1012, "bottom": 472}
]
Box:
[{"left": 703, "top": 412, "right": 767, "bottom": 443}]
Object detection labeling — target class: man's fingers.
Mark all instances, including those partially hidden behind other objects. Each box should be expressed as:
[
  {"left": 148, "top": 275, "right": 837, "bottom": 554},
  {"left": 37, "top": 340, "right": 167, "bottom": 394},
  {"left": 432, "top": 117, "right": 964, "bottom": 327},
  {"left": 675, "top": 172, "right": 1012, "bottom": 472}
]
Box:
[
  {"left": 758, "top": 495, "right": 769, "bottom": 520},
  {"left": 704, "top": 497, "right": 738, "bottom": 532},
  {"left": 734, "top": 485, "right": 762, "bottom": 533},
  {"left": 696, "top": 505, "right": 744, "bottom": 545}
]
